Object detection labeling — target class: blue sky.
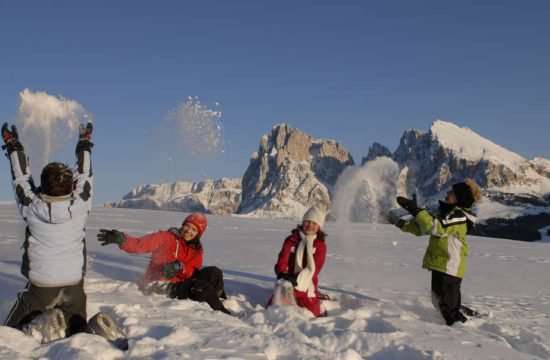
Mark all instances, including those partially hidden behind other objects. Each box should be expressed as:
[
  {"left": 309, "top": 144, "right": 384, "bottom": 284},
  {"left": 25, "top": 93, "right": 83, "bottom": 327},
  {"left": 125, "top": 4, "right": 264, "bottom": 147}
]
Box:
[{"left": 1, "top": 1, "right": 549, "bottom": 203}]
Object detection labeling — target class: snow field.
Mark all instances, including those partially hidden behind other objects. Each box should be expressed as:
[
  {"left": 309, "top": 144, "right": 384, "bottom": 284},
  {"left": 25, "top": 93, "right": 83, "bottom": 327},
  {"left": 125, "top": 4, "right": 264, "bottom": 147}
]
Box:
[{"left": 0, "top": 204, "right": 549, "bottom": 359}]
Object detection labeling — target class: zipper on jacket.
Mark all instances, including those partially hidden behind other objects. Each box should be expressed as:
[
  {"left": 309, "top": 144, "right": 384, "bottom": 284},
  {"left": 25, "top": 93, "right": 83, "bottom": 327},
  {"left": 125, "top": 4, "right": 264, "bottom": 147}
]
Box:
[{"left": 174, "top": 239, "right": 180, "bottom": 258}]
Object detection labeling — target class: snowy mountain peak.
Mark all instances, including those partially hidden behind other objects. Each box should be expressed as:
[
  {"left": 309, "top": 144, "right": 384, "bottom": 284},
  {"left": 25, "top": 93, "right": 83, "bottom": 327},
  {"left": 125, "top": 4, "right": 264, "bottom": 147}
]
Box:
[
  {"left": 365, "top": 120, "right": 549, "bottom": 222},
  {"left": 429, "top": 119, "right": 525, "bottom": 166}
]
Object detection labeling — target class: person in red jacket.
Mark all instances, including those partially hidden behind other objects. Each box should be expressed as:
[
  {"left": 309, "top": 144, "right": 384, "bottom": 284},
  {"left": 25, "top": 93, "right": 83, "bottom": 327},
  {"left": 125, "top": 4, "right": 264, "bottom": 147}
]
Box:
[
  {"left": 268, "top": 206, "right": 328, "bottom": 317},
  {"left": 97, "top": 213, "right": 229, "bottom": 314}
]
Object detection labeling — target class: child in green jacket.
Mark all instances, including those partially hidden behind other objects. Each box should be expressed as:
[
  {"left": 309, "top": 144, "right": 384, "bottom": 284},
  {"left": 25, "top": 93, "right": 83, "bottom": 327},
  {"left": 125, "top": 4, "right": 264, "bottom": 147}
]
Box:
[{"left": 391, "top": 179, "right": 481, "bottom": 325}]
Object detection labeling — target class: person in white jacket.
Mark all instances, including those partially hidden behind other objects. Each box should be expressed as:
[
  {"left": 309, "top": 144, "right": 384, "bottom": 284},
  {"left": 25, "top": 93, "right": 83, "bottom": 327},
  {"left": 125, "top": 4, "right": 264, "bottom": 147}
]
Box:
[{"left": 2, "top": 122, "right": 93, "bottom": 342}]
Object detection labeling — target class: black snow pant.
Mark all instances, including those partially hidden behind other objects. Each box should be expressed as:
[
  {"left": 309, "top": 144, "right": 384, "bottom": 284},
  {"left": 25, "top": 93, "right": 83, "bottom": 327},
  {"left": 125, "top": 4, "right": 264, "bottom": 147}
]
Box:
[
  {"left": 169, "top": 266, "right": 230, "bottom": 314},
  {"left": 431, "top": 270, "right": 466, "bottom": 326},
  {"left": 3, "top": 279, "right": 87, "bottom": 335}
]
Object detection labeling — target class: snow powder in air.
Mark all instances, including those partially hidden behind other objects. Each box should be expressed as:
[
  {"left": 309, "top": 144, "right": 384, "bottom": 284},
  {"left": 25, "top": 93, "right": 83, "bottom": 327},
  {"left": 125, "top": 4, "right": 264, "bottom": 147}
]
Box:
[
  {"left": 331, "top": 156, "right": 401, "bottom": 224},
  {"left": 16, "top": 88, "right": 92, "bottom": 169},
  {"left": 168, "top": 97, "right": 224, "bottom": 157}
]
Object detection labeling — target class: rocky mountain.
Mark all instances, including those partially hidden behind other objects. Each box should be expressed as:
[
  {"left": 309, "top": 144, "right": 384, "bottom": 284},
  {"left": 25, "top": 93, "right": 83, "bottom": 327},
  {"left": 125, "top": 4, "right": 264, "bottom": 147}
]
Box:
[
  {"left": 116, "top": 178, "right": 242, "bottom": 215},
  {"left": 238, "top": 124, "right": 355, "bottom": 218},
  {"left": 112, "top": 119, "right": 548, "bottom": 240},
  {"left": 364, "top": 120, "right": 549, "bottom": 201},
  {"left": 363, "top": 119, "right": 550, "bottom": 240}
]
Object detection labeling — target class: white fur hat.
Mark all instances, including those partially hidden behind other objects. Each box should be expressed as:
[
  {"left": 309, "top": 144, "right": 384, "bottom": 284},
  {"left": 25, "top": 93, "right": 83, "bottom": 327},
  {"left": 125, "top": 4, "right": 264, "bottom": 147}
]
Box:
[{"left": 302, "top": 206, "right": 326, "bottom": 229}]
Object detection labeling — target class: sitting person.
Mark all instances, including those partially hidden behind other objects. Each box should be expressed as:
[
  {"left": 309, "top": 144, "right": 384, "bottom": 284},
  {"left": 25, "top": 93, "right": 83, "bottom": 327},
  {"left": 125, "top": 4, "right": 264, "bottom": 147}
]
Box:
[
  {"left": 267, "top": 206, "right": 328, "bottom": 317},
  {"left": 97, "top": 213, "right": 230, "bottom": 314}
]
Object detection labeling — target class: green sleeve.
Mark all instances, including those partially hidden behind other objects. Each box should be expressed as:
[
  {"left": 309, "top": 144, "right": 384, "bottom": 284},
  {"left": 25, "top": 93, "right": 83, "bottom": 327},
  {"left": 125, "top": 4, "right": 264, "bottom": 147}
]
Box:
[
  {"left": 401, "top": 220, "right": 423, "bottom": 236},
  {"left": 415, "top": 209, "right": 456, "bottom": 238}
]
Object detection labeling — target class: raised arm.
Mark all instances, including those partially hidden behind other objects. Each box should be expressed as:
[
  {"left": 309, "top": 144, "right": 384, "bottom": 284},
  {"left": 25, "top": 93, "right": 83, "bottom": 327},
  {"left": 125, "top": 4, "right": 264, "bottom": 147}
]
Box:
[
  {"left": 74, "top": 122, "right": 93, "bottom": 204},
  {"left": 2, "top": 123, "right": 36, "bottom": 216},
  {"left": 96, "top": 229, "right": 172, "bottom": 254}
]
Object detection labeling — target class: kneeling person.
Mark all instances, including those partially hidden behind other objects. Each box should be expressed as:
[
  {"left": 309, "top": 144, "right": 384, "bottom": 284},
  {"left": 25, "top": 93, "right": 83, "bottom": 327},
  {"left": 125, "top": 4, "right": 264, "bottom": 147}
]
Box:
[{"left": 2, "top": 122, "right": 93, "bottom": 342}]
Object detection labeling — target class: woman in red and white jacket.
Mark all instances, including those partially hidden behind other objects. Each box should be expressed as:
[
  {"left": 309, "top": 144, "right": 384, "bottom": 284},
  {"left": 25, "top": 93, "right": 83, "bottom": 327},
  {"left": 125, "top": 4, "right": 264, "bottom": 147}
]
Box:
[
  {"left": 98, "top": 213, "right": 229, "bottom": 314},
  {"left": 268, "top": 206, "right": 327, "bottom": 317}
]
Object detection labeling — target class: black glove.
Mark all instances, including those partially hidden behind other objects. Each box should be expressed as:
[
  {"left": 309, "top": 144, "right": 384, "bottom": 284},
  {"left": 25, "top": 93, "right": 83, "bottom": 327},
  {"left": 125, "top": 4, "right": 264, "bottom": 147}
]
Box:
[
  {"left": 97, "top": 229, "right": 126, "bottom": 246},
  {"left": 76, "top": 122, "right": 94, "bottom": 153},
  {"left": 387, "top": 212, "right": 406, "bottom": 229},
  {"left": 162, "top": 261, "right": 183, "bottom": 279},
  {"left": 396, "top": 194, "right": 422, "bottom": 216},
  {"left": 1, "top": 123, "right": 24, "bottom": 154},
  {"left": 277, "top": 272, "right": 297, "bottom": 287}
]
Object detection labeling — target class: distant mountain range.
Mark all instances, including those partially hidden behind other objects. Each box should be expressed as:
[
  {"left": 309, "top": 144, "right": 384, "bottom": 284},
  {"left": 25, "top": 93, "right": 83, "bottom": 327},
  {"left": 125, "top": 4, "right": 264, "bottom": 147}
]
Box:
[
  {"left": 113, "top": 178, "right": 241, "bottom": 215},
  {"left": 111, "top": 120, "right": 549, "bottom": 241},
  {"left": 361, "top": 120, "right": 549, "bottom": 241}
]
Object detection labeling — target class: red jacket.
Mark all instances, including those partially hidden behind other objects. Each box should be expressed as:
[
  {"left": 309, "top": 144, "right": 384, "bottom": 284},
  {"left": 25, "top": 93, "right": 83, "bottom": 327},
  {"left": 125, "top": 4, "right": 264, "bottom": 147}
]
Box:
[
  {"left": 120, "top": 230, "right": 203, "bottom": 284},
  {"left": 274, "top": 230, "right": 327, "bottom": 297}
]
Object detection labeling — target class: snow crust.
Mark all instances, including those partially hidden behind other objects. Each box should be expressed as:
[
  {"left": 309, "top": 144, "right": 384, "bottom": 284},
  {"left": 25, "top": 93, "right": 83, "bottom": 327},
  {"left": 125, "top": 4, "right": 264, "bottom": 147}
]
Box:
[{"left": 1, "top": 204, "right": 549, "bottom": 359}]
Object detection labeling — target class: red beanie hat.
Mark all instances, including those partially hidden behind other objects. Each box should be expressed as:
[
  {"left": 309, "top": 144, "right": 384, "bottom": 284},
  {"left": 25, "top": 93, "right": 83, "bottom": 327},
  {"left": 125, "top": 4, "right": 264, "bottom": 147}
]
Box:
[{"left": 183, "top": 213, "right": 208, "bottom": 238}]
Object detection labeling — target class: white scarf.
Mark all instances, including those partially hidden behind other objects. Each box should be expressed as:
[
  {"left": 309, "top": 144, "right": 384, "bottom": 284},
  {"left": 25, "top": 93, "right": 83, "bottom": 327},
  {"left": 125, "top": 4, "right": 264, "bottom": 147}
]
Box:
[{"left": 294, "top": 231, "right": 316, "bottom": 297}]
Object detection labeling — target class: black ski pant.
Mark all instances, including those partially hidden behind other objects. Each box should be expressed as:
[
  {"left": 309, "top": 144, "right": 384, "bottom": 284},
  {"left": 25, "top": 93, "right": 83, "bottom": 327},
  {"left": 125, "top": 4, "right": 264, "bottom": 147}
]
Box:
[
  {"left": 431, "top": 270, "right": 466, "bottom": 326},
  {"left": 4, "top": 280, "right": 87, "bottom": 335},
  {"left": 169, "top": 266, "right": 230, "bottom": 314}
]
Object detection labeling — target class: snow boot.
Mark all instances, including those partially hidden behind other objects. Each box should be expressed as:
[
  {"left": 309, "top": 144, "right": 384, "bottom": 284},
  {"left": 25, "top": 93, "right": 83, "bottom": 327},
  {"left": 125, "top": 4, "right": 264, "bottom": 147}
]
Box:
[
  {"left": 460, "top": 305, "right": 480, "bottom": 318},
  {"left": 86, "top": 312, "right": 128, "bottom": 351},
  {"left": 22, "top": 308, "right": 68, "bottom": 344}
]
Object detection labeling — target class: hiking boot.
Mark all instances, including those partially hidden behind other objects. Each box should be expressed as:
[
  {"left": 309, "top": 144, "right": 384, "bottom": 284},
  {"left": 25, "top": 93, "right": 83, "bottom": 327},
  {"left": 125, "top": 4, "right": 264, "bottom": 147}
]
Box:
[
  {"left": 22, "top": 308, "right": 68, "bottom": 344},
  {"left": 86, "top": 312, "right": 128, "bottom": 350}
]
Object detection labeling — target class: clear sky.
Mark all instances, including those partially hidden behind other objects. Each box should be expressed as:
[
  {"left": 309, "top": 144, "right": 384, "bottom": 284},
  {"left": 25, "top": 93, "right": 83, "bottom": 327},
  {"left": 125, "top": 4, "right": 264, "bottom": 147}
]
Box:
[{"left": 1, "top": 1, "right": 549, "bottom": 204}]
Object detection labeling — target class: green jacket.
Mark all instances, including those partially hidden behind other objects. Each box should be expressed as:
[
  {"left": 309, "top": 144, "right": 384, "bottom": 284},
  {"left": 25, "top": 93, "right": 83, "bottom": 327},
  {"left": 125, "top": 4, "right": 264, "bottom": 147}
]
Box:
[{"left": 401, "top": 205, "right": 476, "bottom": 278}]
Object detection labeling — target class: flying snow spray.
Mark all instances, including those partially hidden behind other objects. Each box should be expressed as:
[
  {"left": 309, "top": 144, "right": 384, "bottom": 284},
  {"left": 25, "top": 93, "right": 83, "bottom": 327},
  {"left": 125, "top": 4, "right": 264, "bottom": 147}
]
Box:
[
  {"left": 331, "top": 157, "right": 401, "bottom": 224},
  {"left": 329, "top": 157, "right": 401, "bottom": 274},
  {"left": 16, "top": 88, "right": 92, "bottom": 169},
  {"left": 167, "top": 96, "right": 224, "bottom": 157}
]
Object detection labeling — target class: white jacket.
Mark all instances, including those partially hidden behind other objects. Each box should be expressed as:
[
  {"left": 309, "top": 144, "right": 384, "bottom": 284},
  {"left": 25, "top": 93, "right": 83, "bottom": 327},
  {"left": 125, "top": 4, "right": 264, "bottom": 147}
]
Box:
[{"left": 9, "top": 144, "right": 92, "bottom": 287}]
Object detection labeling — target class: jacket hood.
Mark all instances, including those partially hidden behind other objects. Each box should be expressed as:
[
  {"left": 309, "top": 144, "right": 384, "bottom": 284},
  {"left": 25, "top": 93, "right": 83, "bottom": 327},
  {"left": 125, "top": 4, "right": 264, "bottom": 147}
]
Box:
[{"left": 438, "top": 201, "right": 477, "bottom": 230}]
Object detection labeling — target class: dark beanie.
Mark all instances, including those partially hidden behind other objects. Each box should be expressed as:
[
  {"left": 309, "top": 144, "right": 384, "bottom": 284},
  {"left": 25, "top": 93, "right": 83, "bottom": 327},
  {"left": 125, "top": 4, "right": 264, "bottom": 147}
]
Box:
[{"left": 452, "top": 182, "right": 475, "bottom": 208}]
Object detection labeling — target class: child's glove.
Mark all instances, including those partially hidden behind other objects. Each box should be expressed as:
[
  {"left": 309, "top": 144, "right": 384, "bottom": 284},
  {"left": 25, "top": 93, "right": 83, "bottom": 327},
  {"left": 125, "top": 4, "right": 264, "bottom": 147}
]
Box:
[
  {"left": 76, "top": 122, "right": 94, "bottom": 152},
  {"left": 387, "top": 213, "right": 406, "bottom": 229},
  {"left": 162, "top": 261, "right": 184, "bottom": 279},
  {"left": 396, "top": 194, "right": 422, "bottom": 216},
  {"left": 277, "top": 272, "right": 297, "bottom": 287},
  {"left": 1, "top": 123, "right": 24, "bottom": 154},
  {"left": 97, "top": 229, "right": 126, "bottom": 246}
]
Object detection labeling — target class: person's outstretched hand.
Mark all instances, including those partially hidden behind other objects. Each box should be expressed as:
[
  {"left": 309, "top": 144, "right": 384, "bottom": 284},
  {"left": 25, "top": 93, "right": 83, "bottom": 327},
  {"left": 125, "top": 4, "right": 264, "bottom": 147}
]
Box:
[
  {"left": 396, "top": 194, "right": 422, "bottom": 216},
  {"left": 79, "top": 122, "right": 93, "bottom": 141},
  {"left": 1, "top": 123, "right": 24, "bottom": 154},
  {"left": 97, "top": 229, "right": 125, "bottom": 246},
  {"left": 76, "top": 122, "right": 94, "bottom": 152}
]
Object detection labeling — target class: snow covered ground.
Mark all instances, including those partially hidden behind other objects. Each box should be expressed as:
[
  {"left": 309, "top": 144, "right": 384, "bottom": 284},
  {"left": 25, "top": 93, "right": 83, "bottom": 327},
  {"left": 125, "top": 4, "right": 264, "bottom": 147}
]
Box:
[{"left": 1, "top": 203, "right": 549, "bottom": 359}]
